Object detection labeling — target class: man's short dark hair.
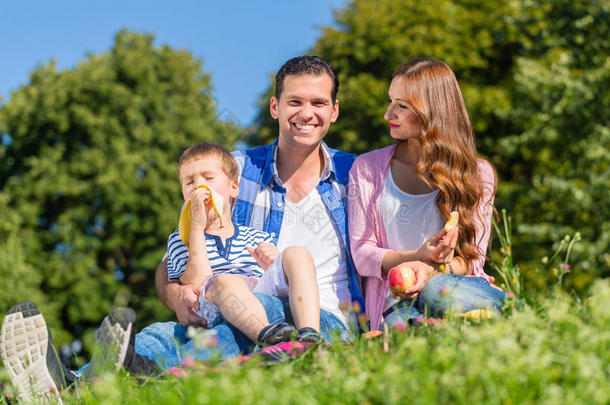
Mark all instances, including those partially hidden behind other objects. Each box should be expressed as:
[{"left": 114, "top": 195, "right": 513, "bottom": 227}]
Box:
[{"left": 275, "top": 56, "right": 339, "bottom": 103}]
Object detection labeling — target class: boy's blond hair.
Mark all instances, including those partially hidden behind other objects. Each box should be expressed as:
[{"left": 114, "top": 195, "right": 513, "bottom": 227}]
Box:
[{"left": 178, "top": 143, "right": 239, "bottom": 182}]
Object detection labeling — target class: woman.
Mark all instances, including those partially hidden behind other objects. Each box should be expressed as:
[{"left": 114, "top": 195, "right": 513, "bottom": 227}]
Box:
[{"left": 348, "top": 58, "right": 504, "bottom": 330}]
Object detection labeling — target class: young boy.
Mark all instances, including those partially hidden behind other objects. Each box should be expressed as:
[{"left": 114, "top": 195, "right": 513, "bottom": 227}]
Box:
[{"left": 167, "top": 142, "right": 321, "bottom": 344}]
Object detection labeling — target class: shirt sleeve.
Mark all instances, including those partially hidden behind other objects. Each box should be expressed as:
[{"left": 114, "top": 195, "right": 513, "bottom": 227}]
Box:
[
  {"left": 470, "top": 159, "right": 497, "bottom": 280},
  {"left": 347, "top": 157, "right": 391, "bottom": 281},
  {"left": 263, "top": 233, "right": 275, "bottom": 245},
  {"left": 167, "top": 229, "right": 188, "bottom": 281}
]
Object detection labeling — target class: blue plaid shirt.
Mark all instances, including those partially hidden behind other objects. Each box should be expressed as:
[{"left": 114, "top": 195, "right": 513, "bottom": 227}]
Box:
[{"left": 231, "top": 140, "right": 364, "bottom": 309}]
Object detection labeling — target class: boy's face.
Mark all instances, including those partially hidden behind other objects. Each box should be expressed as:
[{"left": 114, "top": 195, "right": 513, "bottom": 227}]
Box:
[
  {"left": 270, "top": 73, "right": 339, "bottom": 150},
  {"left": 179, "top": 155, "right": 239, "bottom": 213}
]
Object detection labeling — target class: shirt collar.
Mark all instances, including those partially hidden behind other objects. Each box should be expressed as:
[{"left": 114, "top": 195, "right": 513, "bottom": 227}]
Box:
[{"left": 261, "top": 139, "right": 335, "bottom": 188}]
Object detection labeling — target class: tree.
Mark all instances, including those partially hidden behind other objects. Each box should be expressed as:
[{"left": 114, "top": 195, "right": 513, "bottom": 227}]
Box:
[
  {"left": 0, "top": 30, "right": 238, "bottom": 346},
  {"left": 250, "top": 0, "right": 520, "bottom": 154},
  {"left": 498, "top": 0, "right": 609, "bottom": 287}
]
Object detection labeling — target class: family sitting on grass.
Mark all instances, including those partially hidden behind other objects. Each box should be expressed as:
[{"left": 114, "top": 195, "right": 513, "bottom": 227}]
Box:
[{"left": 0, "top": 56, "right": 505, "bottom": 403}]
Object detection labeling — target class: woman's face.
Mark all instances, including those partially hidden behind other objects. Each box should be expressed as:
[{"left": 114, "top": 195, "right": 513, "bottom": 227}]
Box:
[{"left": 384, "top": 77, "right": 422, "bottom": 141}]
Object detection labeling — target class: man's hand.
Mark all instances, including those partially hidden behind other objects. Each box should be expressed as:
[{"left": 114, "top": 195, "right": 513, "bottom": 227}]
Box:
[
  {"left": 247, "top": 243, "right": 279, "bottom": 270},
  {"left": 391, "top": 261, "right": 435, "bottom": 301},
  {"left": 167, "top": 282, "right": 207, "bottom": 327},
  {"left": 415, "top": 226, "right": 458, "bottom": 264}
]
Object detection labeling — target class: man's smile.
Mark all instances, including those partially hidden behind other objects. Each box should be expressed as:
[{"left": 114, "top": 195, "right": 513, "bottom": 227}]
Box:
[{"left": 293, "top": 123, "right": 317, "bottom": 133}]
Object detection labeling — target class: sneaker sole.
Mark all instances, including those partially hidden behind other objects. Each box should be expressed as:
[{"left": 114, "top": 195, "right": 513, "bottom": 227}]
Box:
[
  {"left": 0, "top": 302, "right": 63, "bottom": 404},
  {"left": 84, "top": 307, "right": 135, "bottom": 379}
]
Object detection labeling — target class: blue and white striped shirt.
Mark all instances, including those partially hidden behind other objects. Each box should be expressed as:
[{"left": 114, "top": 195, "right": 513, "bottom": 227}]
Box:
[
  {"left": 231, "top": 140, "right": 365, "bottom": 309},
  {"left": 167, "top": 224, "right": 274, "bottom": 281}
]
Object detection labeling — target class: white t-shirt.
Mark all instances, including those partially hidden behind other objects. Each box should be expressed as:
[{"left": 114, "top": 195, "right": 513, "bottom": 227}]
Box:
[
  {"left": 380, "top": 168, "right": 444, "bottom": 311},
  {"left": 276, "top": 188, "right": 350, "bottom": 325}
]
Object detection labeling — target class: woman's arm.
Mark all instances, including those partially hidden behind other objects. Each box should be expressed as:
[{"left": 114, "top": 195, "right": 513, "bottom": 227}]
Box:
[
  {"left": 382, "top": 224, "right": 460, "bottom": 274},
  {"left": 347, "top": 160, "right": 391, "bottom": 280}
]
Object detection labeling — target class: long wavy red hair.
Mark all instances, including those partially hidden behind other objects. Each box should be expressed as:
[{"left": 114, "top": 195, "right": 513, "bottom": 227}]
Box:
[{"left": 392, "top": 58, "right": 495, "bottom": 267}]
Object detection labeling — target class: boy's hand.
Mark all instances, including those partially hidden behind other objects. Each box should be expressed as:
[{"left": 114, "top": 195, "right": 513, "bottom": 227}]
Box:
[
  {"left": 190, "top": 186, "right": 211, "bottom": 226},
  {"left": 247, "top": 243, "right": 279, "bottom": 270}
]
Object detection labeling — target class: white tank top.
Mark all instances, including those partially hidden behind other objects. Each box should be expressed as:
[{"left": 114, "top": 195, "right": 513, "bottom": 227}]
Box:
[{"left": 380, "top": 167, "right": 444, "bottom": 310}]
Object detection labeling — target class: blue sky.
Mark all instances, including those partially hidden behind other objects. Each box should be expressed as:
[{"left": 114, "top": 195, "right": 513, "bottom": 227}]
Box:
[{"left": 0, "top": 0, "right": 348, "bottom": 127}]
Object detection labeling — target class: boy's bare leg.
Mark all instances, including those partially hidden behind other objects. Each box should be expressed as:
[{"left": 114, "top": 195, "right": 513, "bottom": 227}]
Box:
[
  {"left": 206, "top": 275, "right": 269, "bottom": 342},
  {"left": 282, "top": 246, "right": 320, "bottom": 331}
]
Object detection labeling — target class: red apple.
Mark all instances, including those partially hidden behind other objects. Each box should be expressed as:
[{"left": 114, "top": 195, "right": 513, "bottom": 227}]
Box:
[{"left": 388, "top": 264, "right": 417, "bottom": 293}]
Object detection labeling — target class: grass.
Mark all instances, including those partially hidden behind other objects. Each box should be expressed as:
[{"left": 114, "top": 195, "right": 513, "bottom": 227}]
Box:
[{"left": 1, "top": 212, "right": 609, "bottom": 404}]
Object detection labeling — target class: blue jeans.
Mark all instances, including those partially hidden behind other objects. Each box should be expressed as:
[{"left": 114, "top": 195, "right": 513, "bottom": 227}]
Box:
[
  {"left": 135, "top": 293, "right": 349, "bottom": 370},
  {"left": 383, "top": 275, "right": 505, "bottom": 329}
]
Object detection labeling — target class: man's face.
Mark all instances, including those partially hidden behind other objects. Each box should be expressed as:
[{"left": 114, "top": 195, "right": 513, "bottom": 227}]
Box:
[{"left": 270, "top": 74, "right": 339, "bottom": 150}]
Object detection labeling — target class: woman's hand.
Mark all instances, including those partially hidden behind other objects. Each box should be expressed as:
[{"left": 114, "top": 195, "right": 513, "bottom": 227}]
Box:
[
  {"left": 415, "top": 226, "right": 458, "bottom": 264},
  {"left": 247, "top": 243, "right": 279, "bottom": 270},
  {"left": 391, "top": 261, "right": 435, "bottom": 301}
]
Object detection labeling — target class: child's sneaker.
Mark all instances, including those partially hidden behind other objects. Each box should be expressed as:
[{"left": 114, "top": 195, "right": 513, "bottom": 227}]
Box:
[
  {"left": 0, "top": 301, "right": 74, "bottom": 404},
  {"left": 297, "top": 327, "right": 323, "bottom": 343},
  {"left": 256, "top": 322, "right": 298, "bottom": 346}
]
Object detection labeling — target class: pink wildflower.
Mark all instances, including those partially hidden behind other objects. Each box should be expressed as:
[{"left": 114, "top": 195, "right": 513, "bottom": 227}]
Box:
[
  {"left": 439, "top": 285, "right": 448, "bottom": 296},
  {"left": 208, "top": 336, "right": 219, "bottom": 347},
  {"left": 561, "top": 263, "right": 570, "bottom": 272},
  {"left": 415, "top": 317, "right": 444, "bottom": 325},
  {"left": 181, "top": 357, "right": 196, "bottom": 368},
  {"left": 506, "top": 291, "right": 516, "bottom": 299},
  {"left": 393, "top": 321, "right": 407, "bottom": 332},
  {"left": 6, "top": 392, "right": 14, "bottom": 399},
  {"left": 166, "top": 367, "right": 187, "bottom": 377}
]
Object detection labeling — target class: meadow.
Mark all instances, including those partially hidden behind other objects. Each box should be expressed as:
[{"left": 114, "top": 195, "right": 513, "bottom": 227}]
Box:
[{"left": 1, "top": 212, "right": 608, "bottom": 404}]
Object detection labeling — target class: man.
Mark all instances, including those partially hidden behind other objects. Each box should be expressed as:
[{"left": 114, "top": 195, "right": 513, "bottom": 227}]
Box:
[
  {"left": 133, "top": 55, "right": 364, "bottom": 369},
  {"left": 0, "top": 58, "right": 365, "bottom": 399}
]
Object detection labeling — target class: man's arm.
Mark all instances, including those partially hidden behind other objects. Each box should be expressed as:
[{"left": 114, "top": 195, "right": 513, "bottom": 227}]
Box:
[{"left": 155, "top": 258, "right": 206, "bottom": 327}]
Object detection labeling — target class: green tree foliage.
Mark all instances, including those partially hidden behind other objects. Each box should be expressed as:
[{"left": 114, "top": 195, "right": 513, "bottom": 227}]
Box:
[
  {"left": 0, "top": 30, "right": 237, "bottom": 345},
  {"left": 250, "top": 0, "right": 608, "bottom": 288},
  {"left": 250, "top": 0, "right": 520, "bottom": 152},
  {"left": 498, "top": 0, "right": 609, "bottom": 287}
]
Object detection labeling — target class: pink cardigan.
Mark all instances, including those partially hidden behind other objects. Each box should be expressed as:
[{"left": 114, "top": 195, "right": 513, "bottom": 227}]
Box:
[{"left": 347, "top": 144, "right": 497, "bottom": 330}]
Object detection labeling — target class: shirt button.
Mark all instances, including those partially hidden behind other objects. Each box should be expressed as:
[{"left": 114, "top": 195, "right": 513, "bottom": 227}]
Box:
[{"left": 277, "top": 202, "right": 283, "bottom": 207}]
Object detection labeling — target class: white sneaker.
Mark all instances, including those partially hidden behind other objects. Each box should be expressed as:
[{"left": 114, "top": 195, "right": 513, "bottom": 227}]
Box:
[
  {"left": 83, "top": 307, "right": 135, "bottom": 379},
  {"left": 0, "top": 301, "right": 73, "bottom": 404}
]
